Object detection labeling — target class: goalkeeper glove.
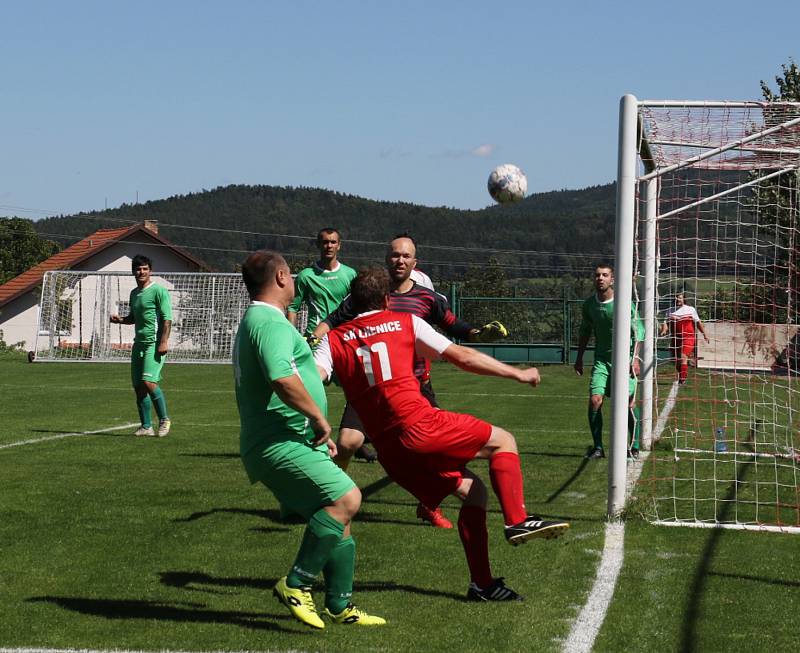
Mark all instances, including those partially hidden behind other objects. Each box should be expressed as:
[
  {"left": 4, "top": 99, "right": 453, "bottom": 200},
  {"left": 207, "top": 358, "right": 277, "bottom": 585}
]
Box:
[
  {"left": 305, "top": 334, "right": 322, "bottom": 350},
  {"left": 475, "top": 320, "right": 509, "bottom": 343}
]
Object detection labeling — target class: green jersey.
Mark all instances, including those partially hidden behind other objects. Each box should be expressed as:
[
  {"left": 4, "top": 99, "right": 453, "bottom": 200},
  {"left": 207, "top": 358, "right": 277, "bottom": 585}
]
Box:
[
  {"left": 129, "top": 283, "right": 172, "bottom": 345},
  {"left": 233, "top": 302, "right": 328, "bottom": 461},
  {"left": 579, "top": 294, "right": 644, "bottom": 363},
  {"left": 288, "top": 262, "right": 357, "bottom": 336}
]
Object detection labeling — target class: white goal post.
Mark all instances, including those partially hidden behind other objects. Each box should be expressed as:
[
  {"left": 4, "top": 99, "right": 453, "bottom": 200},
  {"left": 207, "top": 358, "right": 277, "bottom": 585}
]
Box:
[
  {"left": 612, "top": 95, "right": 800, "bottom": 533},
  {"left": 34, "top": 271, "right": 308, "bottom": 363}
]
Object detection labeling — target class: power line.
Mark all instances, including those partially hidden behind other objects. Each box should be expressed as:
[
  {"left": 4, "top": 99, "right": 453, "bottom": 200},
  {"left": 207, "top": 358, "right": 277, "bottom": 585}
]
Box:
[
  {"left": 2, "top": 227, "right": 601, "bottom": 275},
  {"left": 7, "top": 212, "right": 610, "bottom": 261}
]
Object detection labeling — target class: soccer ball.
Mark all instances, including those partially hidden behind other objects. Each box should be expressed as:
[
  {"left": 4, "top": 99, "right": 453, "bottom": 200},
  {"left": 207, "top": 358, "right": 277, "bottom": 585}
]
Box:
[{"left": 487, "top": 164, "right": 527, "bottom": 204}]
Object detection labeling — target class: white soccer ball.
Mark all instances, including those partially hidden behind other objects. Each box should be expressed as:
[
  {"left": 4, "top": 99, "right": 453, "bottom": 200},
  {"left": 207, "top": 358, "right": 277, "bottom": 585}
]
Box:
[{"left": 487, "top": 164, "right": 527, "bottom": 204}]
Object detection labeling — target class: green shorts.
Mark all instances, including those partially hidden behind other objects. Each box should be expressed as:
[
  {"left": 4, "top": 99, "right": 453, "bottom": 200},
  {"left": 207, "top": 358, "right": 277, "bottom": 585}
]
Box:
[
  {"left": 131, "top": 343, "right": 165, "bottom": 386},
  {"left": 242, "top": 439, "right": 355, "bottom": 520},
  {"left": 589, "top": 360, "right": 637, "bottom": 398}
]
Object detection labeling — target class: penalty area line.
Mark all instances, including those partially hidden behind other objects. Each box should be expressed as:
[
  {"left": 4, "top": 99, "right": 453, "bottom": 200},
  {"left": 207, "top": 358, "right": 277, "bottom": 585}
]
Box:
[{"left": 0, "top": 423, "right": 139, "bottom": 450}]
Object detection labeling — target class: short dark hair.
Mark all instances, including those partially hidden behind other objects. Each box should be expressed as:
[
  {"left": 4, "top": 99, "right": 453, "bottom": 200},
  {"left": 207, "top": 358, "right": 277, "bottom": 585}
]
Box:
[
  {"left": 241, "top": 250, "right": 287, "bottom": 299},
  {"left": 392, "top": 232, "right": 416, "bottom": 247},
  {"left": 317, "top": 227, "right": 341, "bottom": 243},
  {"left": 350, "top": 266, "right": 390, "bottom": 313},
  {"left": 131, "top": 254, "right": 152, "bottom": 271},
  {"left": 595, "top": 261, "right": 614, "bottom": 273}
]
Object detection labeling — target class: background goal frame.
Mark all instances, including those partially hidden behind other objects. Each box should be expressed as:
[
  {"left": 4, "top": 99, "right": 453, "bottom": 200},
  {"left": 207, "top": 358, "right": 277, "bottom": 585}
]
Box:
[{"left": 612, "top": 96, "right": 800, "bottom": 533}]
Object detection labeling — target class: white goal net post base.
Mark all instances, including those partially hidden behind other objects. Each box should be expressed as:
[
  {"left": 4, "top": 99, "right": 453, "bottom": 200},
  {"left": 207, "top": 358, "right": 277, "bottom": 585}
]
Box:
[
  {"left": 34, "top": 271, "right": 308, "bottom": 363},
  {"left": 611, "top": 96, "right": 800, "bottom": 532},
  {"left": 652, "top": 520, "right": 800, "bottom": 535}
]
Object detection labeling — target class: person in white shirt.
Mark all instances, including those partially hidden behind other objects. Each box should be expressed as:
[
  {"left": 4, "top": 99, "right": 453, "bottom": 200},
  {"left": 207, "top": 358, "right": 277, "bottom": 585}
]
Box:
[{"left": 659, "top": 292, "right": 710, "bottom": 384}]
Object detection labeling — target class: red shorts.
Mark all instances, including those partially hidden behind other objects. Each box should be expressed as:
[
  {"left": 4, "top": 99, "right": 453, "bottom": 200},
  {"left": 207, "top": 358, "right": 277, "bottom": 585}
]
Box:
[
  {"left": 372, "top": 410, "right": 493, "bottom": 508},
  {"left": 673, "top": 334, "right": 696, "bottom": 357}
]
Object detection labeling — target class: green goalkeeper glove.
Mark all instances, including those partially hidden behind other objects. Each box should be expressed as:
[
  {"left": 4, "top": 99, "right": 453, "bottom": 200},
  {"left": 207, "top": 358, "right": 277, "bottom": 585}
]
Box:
[{"left": 475, "top": 320, "right": 509, "bottom": 343}]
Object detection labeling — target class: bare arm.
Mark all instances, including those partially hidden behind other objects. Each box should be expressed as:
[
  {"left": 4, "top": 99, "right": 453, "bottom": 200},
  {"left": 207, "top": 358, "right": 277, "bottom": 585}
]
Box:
[
  {"left": 286, "top": 311, "right": 297, "bottom": 326},
  {"left": 271, "top": 374, "right": 333, "bottom": 449},
  {"left": 696, "top": 320, "right": 710, "bottom": 343},
  {"left": 311, "top": 320, "right": 332, "bottom": 340},
  {"left": 574, "top": 334, "right": 589, "bottom": 375},
  {"left": 158, "top": 320, "right": 172, "bottom": 355},
  {"left": 441, "top": 344, "right": 540, "bottom": 387},
  {"left": 631, "top": 340, "right": 641, "bottom": 377}
]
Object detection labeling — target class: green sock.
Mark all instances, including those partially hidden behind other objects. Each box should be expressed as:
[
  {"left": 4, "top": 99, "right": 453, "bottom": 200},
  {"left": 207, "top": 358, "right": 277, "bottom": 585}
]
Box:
[
  {"left": 286, "top": 509, "right": 345, "bottom": 588},
  {"left": 589, "top": 408, "right": 603, "bottom": 449},
  {"left": 137, "top": 395, "right": 153, "bottom": 427},
  {"left": 323, "top": 535, "right": 355, "bottom": 614},
  {"left": 148, "top": 386, "right": 169, "bottom": 421},
  {"left": 629, "top": 405, "right": 641, "bottom": 449}
]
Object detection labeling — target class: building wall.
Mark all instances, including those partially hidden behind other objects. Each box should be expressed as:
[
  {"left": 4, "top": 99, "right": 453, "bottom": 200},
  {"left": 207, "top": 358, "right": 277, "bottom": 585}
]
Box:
[{"left": 0, "top": 291, "right": 39, "bottom": 350}]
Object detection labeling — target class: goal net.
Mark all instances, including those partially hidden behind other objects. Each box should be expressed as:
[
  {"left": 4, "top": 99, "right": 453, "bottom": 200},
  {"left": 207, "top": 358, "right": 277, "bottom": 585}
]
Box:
[
  {"left": 616, "top": 98, "right": 800, "bottom": 533},
  {"left": 34, "top": 271, "right": 308, "bottom": 363}
]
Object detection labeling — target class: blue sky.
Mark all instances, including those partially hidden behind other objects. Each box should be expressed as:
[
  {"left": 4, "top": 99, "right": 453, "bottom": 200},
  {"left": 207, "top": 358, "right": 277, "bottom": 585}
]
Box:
[{"left": 2, "top": 0, "right": 798, "bottom": 218}]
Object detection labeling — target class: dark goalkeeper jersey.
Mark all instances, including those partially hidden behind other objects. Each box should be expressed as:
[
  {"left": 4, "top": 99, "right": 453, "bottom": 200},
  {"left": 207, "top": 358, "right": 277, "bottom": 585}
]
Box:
[{"left": 324, "top": 281, "right": 473, "bottom": 382}]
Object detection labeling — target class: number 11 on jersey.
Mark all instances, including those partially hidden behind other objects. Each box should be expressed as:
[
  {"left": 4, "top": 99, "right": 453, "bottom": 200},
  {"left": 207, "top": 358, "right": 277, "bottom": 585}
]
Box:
[{"left": 356, "top": 341, "right": 393, "bottom": 386}]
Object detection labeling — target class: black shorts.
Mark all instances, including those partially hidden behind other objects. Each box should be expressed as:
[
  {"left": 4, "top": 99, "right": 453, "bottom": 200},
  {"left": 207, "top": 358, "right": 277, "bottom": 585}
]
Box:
[{"left": 338, "top": 380, "right": 439, "bottom": 434}]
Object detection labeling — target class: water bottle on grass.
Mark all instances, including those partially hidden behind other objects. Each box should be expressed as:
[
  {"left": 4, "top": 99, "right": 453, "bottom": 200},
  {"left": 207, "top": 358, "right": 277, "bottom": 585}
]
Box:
[{"left": 714, "top": 427, "right": 728, "bottom": 453}]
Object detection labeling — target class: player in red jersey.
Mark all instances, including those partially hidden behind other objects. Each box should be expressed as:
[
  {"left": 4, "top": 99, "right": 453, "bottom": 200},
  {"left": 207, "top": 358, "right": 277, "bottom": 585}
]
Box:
[
  {"left": 311, "top": 235, "right": 507, "bottom": 528},
  {"left": 659, "top": 292, "right": 710, "bottom": 384},
  {"left": 313, "top": 266, "right": 569, "bottom": 602}
]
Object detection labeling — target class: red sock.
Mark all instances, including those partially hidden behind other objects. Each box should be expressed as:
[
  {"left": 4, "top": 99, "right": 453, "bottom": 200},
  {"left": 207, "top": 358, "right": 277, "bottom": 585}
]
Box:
[
  {"left": 489, "top": 451, "right": 527, "bottom": 526},
  {"left": 680, "top": 362, "right": 688, "bottom": 382},
  {"left": 457, "top": 505, "right": 493, "bottom": 588}
]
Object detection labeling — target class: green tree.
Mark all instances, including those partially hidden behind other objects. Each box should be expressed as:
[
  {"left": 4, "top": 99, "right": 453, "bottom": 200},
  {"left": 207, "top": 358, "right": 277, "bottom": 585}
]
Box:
[
  {"left": 0, "top": 218, "right": 60, "bottom": 284},
  {"left": 461, "top": 257, "right": 513, "bottom": 297},
  {"left": 760, "top": 60, "right": 800, "bottom": 101},
  {"left": 755, "top": 61, "right": 800, "bottom": 323}
]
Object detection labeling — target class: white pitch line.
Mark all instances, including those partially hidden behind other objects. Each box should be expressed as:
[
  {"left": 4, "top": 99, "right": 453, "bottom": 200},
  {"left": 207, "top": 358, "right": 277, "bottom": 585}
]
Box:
[
  {"left": 562, "top": 520, "right": 625, "bottom": 653},
  {"left": 562, "top": 382, "right": 678, "bottom": 653},
  {"left": 0, "top": 423, "right": 139, "bottom": 450}
]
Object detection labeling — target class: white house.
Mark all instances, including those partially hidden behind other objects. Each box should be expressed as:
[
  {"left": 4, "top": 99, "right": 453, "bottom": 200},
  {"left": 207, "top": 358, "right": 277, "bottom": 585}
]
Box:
[{"left": 0, "top": 221, "right": 210, "bottom": 352}]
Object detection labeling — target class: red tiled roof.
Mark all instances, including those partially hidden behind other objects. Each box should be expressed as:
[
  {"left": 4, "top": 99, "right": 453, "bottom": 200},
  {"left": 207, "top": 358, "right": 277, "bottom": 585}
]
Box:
[{"left": 0, "top": 223, "right": 211, "bottom": 307}]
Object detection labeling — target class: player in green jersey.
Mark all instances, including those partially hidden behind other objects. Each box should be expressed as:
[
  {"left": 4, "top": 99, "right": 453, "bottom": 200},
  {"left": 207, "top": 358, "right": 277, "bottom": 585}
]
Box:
[
  {"left": 287, "top": 228, "right": 377, "bottom": 462},
  {"left": 287, "top": 228, "right": 357, "bottom": 337},
  {"left": 574, "top": 262, "right": 645, "bottom": 460},
  {"left": 110, "top": 255, "right": 173, "bottom": 437},
  {"left": 233, "top": 249, "right": 384, "bottom": 630}
]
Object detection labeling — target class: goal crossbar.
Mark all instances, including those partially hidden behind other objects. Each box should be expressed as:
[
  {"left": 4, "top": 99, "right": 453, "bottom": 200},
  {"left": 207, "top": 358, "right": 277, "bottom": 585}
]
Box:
[{"left": 639, "top": 113, "right": 800, "bottom": 181}]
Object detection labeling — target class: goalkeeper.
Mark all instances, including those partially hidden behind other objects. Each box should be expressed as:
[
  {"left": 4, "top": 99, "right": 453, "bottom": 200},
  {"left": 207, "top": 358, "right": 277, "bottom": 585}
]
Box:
[{"left": 310, "top": 234, "right": 508, "bottom": 528}]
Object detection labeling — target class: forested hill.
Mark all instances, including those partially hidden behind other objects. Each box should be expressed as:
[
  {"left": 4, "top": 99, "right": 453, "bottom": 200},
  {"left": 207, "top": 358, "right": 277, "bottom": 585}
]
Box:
[{"left": 33, "top": 183, "right": 617, "bottom": 279}]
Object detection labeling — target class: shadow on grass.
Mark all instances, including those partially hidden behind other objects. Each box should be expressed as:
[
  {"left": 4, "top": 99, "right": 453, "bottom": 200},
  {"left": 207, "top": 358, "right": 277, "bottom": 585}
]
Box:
[
  {"left": 174, "top": 507, "right": 303, "bottom": 525},
  {"left": 545, "top": 458, "right": 590, "bottom": 504},
  {"left": 708, "top": 570, "right": 800, "bottom": 589},
  {"left": 360, "top": 474, "right": 394, "bottom": 499},
  {"left": 26, "top": 596, "right": 303, "bottom": 633},
  {"left": 680, "top": 452, "right": 755, "bottom": 653},
  {"left": 179, "top": 452, "right": 240, "bottom": 459},
  {"left": 159, "top": 570, "right": 464, "bottom": 601},
  {"left": 518, "top": 449, "right": 588, "bottom": 459}
]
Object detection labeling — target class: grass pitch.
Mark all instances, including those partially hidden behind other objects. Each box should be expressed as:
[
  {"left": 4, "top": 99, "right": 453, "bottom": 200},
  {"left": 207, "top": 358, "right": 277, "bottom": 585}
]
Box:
[{"left": 0, "top": 354, "right": 797, "bottom": 652}]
